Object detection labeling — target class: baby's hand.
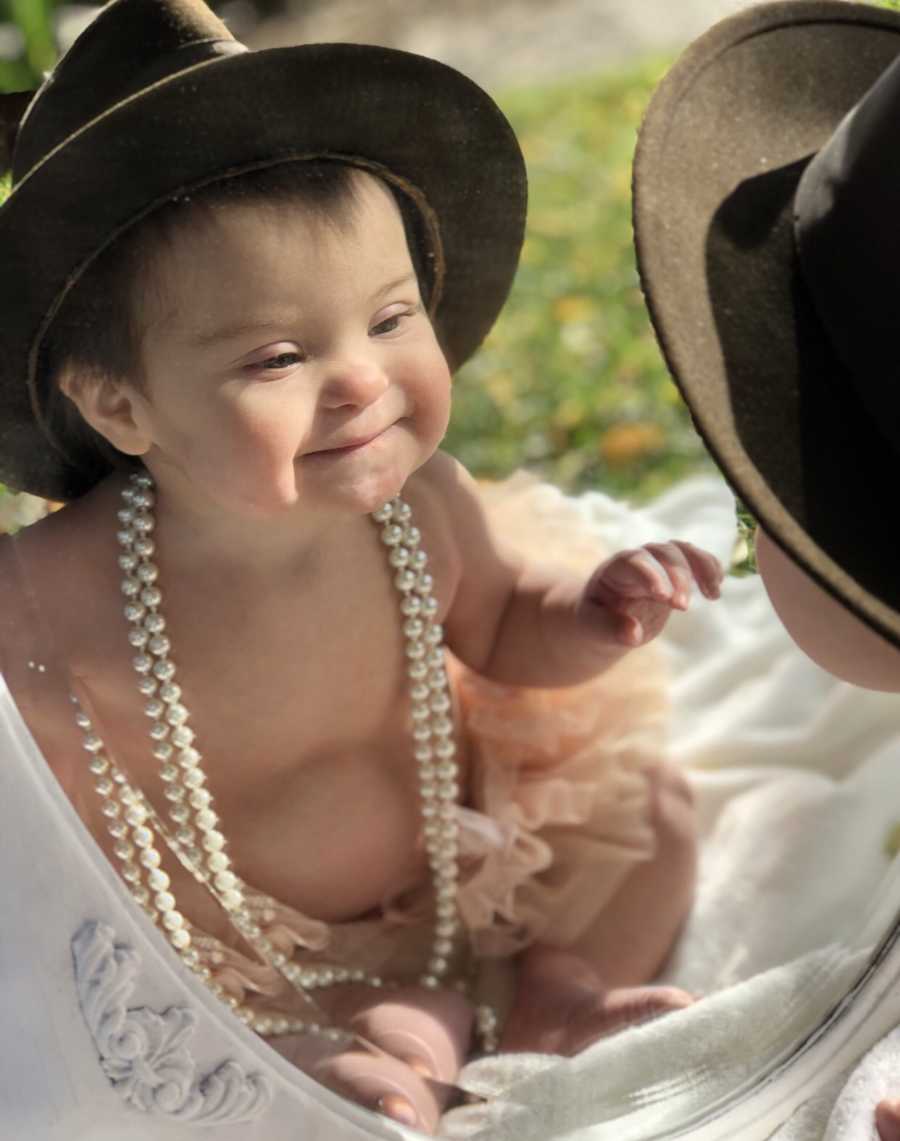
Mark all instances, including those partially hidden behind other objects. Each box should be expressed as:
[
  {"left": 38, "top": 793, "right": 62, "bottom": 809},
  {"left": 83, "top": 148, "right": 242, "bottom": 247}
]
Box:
[{"left": 580, "top": 541, "right": 723, "bottom": 648}]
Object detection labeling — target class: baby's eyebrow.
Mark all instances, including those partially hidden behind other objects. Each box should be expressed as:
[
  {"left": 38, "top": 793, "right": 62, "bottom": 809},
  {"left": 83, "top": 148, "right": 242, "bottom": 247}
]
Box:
[
  {"left": 186, "top": 319, "right": 289, "bottom": 348},
  {"left": 373, "top": 272, "right": 418, "bottom": 299},
  {"left": 185, "top": 273, "right": 418, "bottom": 347}
]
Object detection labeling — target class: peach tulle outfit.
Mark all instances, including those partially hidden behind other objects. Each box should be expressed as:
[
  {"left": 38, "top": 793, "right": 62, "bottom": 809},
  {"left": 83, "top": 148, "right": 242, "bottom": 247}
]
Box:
[{"left": 186, "top": 475, "right": 671, "bottom": 1027}]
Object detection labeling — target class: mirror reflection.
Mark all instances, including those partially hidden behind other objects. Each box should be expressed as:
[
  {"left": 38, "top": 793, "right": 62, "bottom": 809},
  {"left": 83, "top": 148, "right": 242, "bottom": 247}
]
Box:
[{"left": 3, "top": 3, "right": 900, "bottom": 1141}]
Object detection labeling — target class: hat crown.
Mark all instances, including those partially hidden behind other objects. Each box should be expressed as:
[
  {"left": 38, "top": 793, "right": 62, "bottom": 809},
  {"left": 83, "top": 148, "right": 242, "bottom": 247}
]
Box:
[{"left": 13, "top": 0, "right": 242, "bottom": 183}]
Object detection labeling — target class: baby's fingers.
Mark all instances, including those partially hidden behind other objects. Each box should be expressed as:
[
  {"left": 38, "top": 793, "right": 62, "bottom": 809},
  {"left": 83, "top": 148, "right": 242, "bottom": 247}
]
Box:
[
  {"left": 673, "top": 541, "right": 724, "bottom": 600},
  {"left": 642, "top": 542, "right": 695, "bottom": 610},
  {"left": 596, "top": 548, "right": 675, "bottom": 603}
]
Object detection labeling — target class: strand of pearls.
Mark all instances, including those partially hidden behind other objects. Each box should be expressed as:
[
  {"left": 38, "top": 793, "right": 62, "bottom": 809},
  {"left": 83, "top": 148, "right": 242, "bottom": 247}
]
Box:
[
  {"left": 77, "top": 470, "right": 498, "bottom": 1051},
  {"left": 371, "top": 497, "right": 461, "bottom": 990}
]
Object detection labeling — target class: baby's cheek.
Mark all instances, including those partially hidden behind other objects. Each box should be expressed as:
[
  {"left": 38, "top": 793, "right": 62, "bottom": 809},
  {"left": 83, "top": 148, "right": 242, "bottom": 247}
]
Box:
[{"left": 756, "top": 528, "right": 900, "bottom": 692}]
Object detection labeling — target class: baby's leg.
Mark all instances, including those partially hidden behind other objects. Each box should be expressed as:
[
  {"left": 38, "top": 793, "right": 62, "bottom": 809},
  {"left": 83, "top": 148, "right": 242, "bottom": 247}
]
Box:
[
  {"left": 501, "top": 759, "right": 697, "bottom": 1054},
  {"left": 268, "top": 984, "right": 474, "bottom": 1134}
]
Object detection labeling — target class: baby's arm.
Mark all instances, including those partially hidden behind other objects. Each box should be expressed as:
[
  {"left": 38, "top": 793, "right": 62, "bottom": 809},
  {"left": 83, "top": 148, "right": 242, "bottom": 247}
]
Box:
[{"left": 426, "top": 453, "right": 723, "bottom": 687}]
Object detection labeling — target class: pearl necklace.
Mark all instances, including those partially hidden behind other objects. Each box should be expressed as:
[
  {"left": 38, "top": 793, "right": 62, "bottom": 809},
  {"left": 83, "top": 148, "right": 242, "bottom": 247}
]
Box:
[{"left": 74, "top": 471, "right": 499, "bottom": 1051}]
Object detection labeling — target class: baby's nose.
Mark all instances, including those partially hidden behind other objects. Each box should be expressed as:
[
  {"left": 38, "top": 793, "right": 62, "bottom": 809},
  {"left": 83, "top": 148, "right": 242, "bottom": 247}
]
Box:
[{"left": 318, "top": 355, "right": 389, "bottom": 410}]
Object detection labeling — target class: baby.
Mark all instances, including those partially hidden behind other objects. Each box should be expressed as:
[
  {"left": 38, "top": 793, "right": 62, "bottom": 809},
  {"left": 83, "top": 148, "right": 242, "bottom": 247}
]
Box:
[{"left": 0, "top": 0, "right": 722, "bottom": 1134}]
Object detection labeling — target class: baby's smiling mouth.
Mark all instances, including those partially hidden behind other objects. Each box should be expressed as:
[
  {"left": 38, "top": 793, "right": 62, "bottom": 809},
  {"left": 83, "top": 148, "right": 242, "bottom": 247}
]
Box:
[{"left": 304, "top": 424, "right": 394, "bottom": 458}]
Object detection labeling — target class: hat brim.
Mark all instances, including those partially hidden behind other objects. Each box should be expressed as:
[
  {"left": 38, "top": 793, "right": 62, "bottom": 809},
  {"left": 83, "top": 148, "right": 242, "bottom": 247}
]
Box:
[
  {"left": 633, "top": 0, "right": 900, "bottom": 649},
  {"left": 0, "top": 42, "right": 526, "bottom": 500}
]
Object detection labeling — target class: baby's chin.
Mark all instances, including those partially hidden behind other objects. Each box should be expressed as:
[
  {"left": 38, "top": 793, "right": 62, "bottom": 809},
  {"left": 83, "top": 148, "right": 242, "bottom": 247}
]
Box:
[{"left": 756, "top": 528, "right": 900, "bottom": 693}]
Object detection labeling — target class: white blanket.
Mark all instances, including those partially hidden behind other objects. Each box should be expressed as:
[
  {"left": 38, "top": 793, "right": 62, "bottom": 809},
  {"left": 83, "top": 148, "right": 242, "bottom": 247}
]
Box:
[{"left": 441, "top": 473, "right": 900, "bottom": 1140}]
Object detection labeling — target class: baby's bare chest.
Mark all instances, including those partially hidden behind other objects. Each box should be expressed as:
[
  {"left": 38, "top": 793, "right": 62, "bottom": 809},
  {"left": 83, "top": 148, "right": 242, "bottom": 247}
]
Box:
[{"left": 16, "top": 518, "right": 464, "bottom": 934}]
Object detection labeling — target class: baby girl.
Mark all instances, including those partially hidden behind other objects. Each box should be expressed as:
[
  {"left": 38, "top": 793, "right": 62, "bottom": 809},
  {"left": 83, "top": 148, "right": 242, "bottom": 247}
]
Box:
[{"left": 0, "top": 0, "right": 722, "bottom": 1133}]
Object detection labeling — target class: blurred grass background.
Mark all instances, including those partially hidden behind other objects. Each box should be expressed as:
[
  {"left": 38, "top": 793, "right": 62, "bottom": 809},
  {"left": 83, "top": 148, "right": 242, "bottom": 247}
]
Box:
[{"left": 0, "top": 1, "right": 788, "bottom": 567}]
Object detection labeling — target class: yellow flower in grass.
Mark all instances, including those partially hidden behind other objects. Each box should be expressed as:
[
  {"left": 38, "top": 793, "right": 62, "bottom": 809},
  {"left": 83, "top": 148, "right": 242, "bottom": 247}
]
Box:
[
  {"left": 553, "top": 294, "right": 595, "bottom": 324},
  {"left": 599, "top": 421, "right": 666, "bottom": 468}
]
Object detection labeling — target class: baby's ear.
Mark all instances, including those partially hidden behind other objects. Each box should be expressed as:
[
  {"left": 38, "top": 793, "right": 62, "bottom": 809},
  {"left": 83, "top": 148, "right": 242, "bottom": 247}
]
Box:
[{"left": 58, "top": 367, "right": 152, "bottom": 457}]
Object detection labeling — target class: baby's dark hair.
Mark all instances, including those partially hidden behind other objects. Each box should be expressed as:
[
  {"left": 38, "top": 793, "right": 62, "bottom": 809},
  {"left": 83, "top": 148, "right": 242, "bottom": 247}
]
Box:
[{"left": 38, "top": 160, "right": 433, "bottom": 485}]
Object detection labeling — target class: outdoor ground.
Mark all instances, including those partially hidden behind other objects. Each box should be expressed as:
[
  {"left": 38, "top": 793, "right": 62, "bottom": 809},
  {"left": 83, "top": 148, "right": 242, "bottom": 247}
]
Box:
[{"left": 247, "top": 0, "right": 754, "bottom": 90}]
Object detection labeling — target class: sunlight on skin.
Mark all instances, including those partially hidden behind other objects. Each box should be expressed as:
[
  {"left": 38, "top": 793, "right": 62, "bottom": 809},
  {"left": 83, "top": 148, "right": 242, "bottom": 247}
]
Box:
[{"left": 755, "top": 528, "right": 900, "bottom": 694}]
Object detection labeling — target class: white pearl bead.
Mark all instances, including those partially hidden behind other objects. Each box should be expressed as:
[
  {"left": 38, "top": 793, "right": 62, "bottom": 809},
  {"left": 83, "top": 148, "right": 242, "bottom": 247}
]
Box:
[
  {"left": 134, "top": 537, "right": 155, "bottom": 558},
  {"left": 148, "top": 868, "right": 170, "bottom": 891},
  {"left": 170, "top": 928, "right": 191, "bottom": 950},
  {"left": 155, "top": 891, "right": 176, "bottom": 911},
  {"left": 394, "top": 569, "right": 417, "bottom": 592},
  {"left": 221, "top": 889, "right": 244, "bottom": 911}
]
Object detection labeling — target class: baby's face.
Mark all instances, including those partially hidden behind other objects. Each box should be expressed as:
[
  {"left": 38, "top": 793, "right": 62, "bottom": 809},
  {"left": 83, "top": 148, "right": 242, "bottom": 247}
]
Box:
[
  {"left": 756, "top": 528, "right": 900, "bottom": 691},
  {"left": 127, "top": 171, "right": 451, "bottom": 519}
]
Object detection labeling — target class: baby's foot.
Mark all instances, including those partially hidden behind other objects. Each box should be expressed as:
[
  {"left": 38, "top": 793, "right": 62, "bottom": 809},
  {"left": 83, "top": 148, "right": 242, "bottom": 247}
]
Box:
[
  {"left": 500, "top": 945, "right": 693, "bottom": 1056},
  {"left": 268, "top": 984, "right": 474, "bottom": 1134},
  {"left": 875, "top": 1096, "right": 900, "bottom": 1141}
]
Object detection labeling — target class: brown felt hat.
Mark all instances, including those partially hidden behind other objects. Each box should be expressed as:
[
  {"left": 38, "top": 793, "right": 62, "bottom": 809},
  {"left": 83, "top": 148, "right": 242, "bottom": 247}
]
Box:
[
  {"left": 0, "top": 0, "right": 526, "bottom": 502},
  {"left": 633, "top": 0, "right": 900, "bottom": 650}
]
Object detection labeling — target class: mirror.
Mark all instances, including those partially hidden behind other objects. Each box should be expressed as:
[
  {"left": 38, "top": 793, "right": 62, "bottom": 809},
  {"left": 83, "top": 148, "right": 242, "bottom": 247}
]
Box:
[{"left": 3, "top": 2, "right": 900, "bottom": 1140}]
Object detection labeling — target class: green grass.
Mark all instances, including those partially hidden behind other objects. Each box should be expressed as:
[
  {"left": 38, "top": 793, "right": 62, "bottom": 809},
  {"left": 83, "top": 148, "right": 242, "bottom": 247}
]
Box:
[{"left": 445, "top": 58, "right": 715, "bottom": 502}]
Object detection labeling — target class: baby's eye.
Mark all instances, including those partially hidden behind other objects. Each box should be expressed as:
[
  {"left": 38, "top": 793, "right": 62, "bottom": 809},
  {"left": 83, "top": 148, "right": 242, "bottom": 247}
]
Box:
[
  {"left": 370, "top": 307, "right": 417, "bottom": 337},
  {"left": 256, "top": 350, "right": 305, "bottom": 371}
]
